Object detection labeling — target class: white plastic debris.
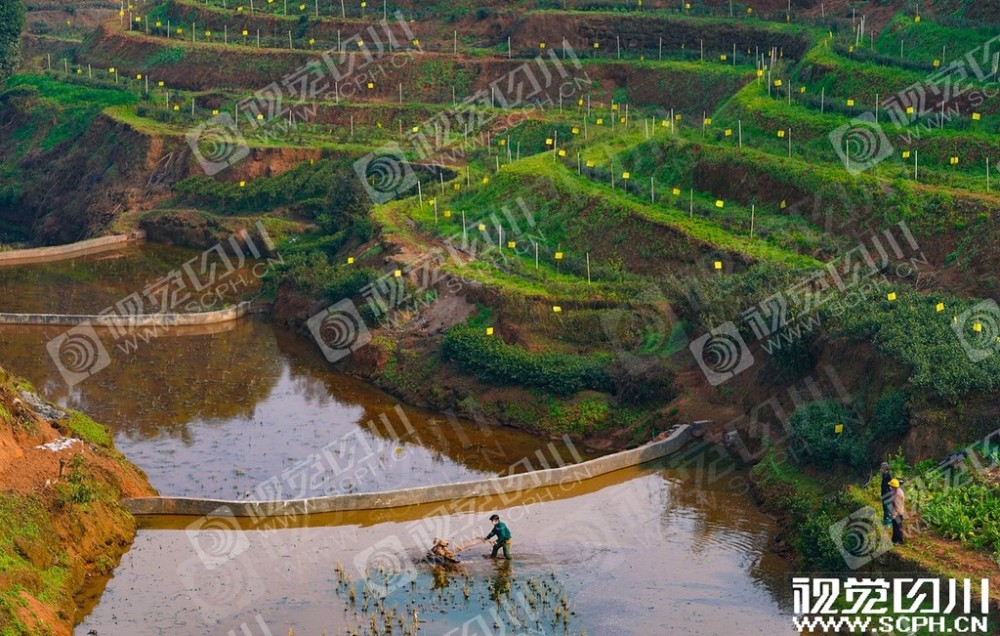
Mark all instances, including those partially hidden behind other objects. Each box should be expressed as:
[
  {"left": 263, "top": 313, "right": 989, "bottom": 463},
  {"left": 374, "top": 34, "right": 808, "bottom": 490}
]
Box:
[{"left": 36, "top": 437, "right": 79, "bottom": 452}]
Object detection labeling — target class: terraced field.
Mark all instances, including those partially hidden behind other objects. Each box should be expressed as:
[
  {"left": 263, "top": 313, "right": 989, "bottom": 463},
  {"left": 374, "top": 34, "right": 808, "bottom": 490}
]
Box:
[{"left": 3, "top": 0, "right": 1000, "bottom": 632}]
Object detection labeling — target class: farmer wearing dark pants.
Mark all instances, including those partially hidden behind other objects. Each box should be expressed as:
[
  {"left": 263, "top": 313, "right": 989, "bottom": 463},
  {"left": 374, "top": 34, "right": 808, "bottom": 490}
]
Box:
[
  {"left": 485, "top": 514, "right": 512, "bottom": 560},
  {"left": 890, "top": 478, "right": 906, "bottom": 546},
  {"left": 880, "top": 462, "right": 893, "bottom": 528}
]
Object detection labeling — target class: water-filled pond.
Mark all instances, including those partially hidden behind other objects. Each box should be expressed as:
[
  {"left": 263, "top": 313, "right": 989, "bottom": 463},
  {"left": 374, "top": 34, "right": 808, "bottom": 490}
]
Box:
[
  {"left": 74, "top": 455, "right": 797, "bottom": 636},
  {"left": 0, "top": 244, "right": 799, "bottom": 634}
]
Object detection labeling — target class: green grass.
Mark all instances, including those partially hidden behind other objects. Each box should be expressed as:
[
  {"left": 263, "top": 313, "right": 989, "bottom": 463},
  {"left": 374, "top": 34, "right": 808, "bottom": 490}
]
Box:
[
  {"left": 510, "top": 154, "right": 820, "bottom": 268},
  {"left": 4, "top": 74, "right": 138, "bottom": 109},
  {"left": 2, "top": 75, "right": 139, "bottom": 153},
  {"left": 0, "top": 495, "right": 70, "bottom": 634},
  {"left": 65, "top": 410, "right": 113, "bottom": 448},
  {"left": 144, "top": 45, "right": 187, "bottom": 66},
  {"left": 876, "top": 14, "right": 1000, "bottom": 67}
]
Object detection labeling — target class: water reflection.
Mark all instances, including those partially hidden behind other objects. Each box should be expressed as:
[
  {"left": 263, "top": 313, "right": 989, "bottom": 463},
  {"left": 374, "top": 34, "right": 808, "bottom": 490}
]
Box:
[
  {"left": 0, "top": 318, "right": 577, "bottom": 499},
  {"left": 0, "top": 243, "right": 262, "bottom": 314},
  {"left": 76, "top": 459, "right": 798, "bottom": 635}
]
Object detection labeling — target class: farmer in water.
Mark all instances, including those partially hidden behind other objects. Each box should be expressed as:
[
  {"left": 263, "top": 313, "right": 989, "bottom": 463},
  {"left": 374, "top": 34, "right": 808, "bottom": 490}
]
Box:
[{"left": 484, "top": 514, "right": 512, "bottom": 560}]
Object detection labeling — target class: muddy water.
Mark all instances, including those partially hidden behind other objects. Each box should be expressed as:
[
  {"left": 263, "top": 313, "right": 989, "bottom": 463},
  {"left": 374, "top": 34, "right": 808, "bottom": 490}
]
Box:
[
  {"left": 0, "top": 244, "right": 799, "bottom": 634},
  {"left": 0, "top": 243, "right": 263, "bottom": 314},
  {"left": 0, "top": 319, "right": 568, "bottom": 498},
  {"left": 0, "top": 245, "right": 576, "bottom": 498},
  {"left": 74, "top": 453, "right": 797, "bottom": 635}
]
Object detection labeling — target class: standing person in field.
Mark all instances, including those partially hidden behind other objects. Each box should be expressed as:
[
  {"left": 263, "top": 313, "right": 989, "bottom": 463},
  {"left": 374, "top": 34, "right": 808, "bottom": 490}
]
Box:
[
  {"left": 880, "top": 462, "right": 894, "bottom": 528},
  {"left": 889, "top": 478, "right": 905, "bottom": 545},
  {"left": 484, "top": 514, "right": 512, "bottom": 560}
]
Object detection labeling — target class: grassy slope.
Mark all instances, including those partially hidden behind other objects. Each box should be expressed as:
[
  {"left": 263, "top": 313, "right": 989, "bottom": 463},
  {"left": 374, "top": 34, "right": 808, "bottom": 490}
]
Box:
[{"left": 0, "top": 368, "right": 154, "bottom": 635}]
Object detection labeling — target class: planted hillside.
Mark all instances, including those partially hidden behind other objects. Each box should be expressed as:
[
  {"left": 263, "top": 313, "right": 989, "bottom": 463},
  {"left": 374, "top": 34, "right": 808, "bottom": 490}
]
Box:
[{"left": 4, "top": 0, "right": 1000, "bottom": 631}]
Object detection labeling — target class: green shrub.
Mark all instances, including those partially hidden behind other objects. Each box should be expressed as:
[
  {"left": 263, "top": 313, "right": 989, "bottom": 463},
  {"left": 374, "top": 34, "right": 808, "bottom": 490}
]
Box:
[
  {"left": 769, "top": 329, "right": 819, "bottom": 381},
  {"left": 442, "top": 325, "right": 613, "bottom": 396},
  {"left": 0, "top": 0, "right": 25, "bottom": 83},
  {"left": 324, "top": 267, "right": 377, "bottom": 303},
  {"left": 263, "top": 247, "right": 376, "bottom": 301},
  {"left": 610, "top": 358, "right": 677, "bottom": 406},
  {"left": 796, "top": 500, "right": 856, "bottom": 572},
  {"left": 173, "top": 158, "right": 348, "bottom": 214},
  {"left": 828, "top": 288, "right": 1000, "bottom": 402},
  {"left": 870, "top": 389, "right": 910, "bottom": 440},
  {"left": 788, "top": 400, "right": 870, "bottom": 468}
]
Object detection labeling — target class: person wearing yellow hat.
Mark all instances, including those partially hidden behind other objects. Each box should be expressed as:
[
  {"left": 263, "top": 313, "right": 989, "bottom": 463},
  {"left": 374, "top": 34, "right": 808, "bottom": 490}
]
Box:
[
  {"left": 889, "top": 478, "right": 905, "bottom": 545},
  {"left": 880, "top": 462, "right": 894, "bottom": 529}
]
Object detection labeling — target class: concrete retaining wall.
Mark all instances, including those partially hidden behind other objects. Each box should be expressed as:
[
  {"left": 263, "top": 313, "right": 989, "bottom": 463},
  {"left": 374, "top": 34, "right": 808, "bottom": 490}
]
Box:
[
  {"left": 0, "top": 231, "right": 146, "bottom": 266},
  {"left": 0, "top": 301, "right": 251, "bottom": 327},
  {"left": 123, "top": 424, "right": 693, "bottom": 517}
]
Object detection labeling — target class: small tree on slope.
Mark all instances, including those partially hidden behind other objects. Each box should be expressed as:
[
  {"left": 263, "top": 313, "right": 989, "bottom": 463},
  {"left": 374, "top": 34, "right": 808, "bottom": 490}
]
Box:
[{"left": 0, "top": 0, "right": 26, "bottom": 84}]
